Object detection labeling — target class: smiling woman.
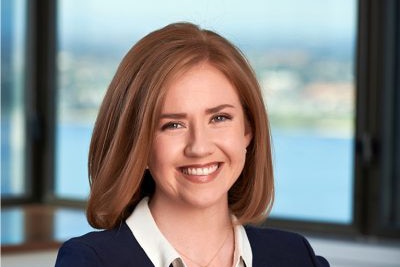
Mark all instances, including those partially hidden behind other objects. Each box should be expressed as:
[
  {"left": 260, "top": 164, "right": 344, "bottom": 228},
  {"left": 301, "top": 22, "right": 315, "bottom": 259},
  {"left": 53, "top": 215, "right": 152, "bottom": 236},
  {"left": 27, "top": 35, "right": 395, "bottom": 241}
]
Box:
[
  {"left": 55, "top": 22, "right": 329, "bottom": 267},
  {"left": 86, "top": 22, "right": 273, "bottom": 230},
  {"left": 149, "top": 63, "right": 252, "bottom": 212}
]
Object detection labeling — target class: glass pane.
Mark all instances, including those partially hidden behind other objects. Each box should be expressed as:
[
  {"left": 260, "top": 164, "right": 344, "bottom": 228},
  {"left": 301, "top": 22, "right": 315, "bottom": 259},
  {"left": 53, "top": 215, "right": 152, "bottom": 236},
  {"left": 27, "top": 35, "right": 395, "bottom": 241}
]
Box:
[
  {"left": 1, "top": 0, "right": 27, "bottom": 197},
  {"left": 0, "top": 209, "right": 24, "bottom": 245},
  {"left": 54, "top": 209, "right": 94, "bottom": 242},
  {"left": 56, "top": 0, "right": 356, "bottom": 224},
  {"left": 257, "top": 2, "right": 357, "bottom": 224}
]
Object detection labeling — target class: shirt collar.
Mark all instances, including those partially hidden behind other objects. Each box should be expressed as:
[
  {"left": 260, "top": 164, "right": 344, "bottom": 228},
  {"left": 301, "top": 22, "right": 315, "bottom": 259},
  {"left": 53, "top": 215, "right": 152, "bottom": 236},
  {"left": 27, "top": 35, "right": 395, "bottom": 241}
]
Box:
[
  {"left": 126, "top": 197, "right": 253, "bottom": 267},
  {"left": 126, "top": 197, "right": 180, "bottom": 267},
  {"left": 235, "top": 223, "right": 253, "bottom": 266}
]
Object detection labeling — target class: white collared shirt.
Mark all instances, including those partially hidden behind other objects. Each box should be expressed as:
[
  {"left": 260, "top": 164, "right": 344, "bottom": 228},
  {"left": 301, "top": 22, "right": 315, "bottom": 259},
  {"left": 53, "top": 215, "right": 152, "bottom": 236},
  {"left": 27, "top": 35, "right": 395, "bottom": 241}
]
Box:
[{"left": 126, "top": 197, "right": 253, "bottom": 267}]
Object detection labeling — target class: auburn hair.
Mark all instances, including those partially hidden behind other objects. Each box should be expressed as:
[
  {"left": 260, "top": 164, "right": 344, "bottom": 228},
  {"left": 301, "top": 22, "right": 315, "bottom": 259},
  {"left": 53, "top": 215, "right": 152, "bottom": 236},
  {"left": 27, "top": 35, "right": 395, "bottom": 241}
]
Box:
[{"left": 87, "top": 22, "right": 274, "bottom": 229}]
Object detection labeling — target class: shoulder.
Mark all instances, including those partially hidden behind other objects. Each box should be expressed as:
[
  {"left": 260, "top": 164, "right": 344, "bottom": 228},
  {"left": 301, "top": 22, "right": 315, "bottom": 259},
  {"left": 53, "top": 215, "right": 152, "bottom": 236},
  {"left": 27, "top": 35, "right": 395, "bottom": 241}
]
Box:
[
  {"left": 245, "top": 225, "right": 306, "bottom": 246},
  {"left": 55, "top": 234, "right": 102, "bottom": 267},
  {"left": 245, "top": 225, "right": 330, "bottom": 267},
  {"left": 55, "top": 223, "right": 153, "bottom": 267}
]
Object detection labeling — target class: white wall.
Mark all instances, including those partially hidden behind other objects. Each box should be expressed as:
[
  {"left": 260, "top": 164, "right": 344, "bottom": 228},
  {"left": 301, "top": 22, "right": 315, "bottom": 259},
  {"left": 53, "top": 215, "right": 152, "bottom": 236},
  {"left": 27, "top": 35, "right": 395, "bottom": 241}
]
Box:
[
  {"left": 2, "top": 250, "right": 57, "bottom": 267},
  {"left": 309, "top": 237, "right": 400, "bottom": 267}
]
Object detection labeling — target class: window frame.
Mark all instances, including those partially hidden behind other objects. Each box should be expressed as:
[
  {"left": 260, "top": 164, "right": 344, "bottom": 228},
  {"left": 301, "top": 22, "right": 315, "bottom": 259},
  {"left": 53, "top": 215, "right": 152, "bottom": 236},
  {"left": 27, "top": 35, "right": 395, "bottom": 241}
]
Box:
[
  {"left": 267, "top": 0, "right": 400, "bottom": 239},
  {"left": 2, "top": 0, "right": 399, "bottom": 239}
]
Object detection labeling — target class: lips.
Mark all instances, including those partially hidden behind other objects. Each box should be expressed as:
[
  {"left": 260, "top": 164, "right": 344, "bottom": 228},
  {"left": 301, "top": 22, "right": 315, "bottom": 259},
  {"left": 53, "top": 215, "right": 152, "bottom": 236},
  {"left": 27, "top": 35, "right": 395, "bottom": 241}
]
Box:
[
  {"left": 179, "top": 163, "right": 221, "bottom": 184},
  {"left": 181, "top": 163, "right": 219, "bottom": 176}
]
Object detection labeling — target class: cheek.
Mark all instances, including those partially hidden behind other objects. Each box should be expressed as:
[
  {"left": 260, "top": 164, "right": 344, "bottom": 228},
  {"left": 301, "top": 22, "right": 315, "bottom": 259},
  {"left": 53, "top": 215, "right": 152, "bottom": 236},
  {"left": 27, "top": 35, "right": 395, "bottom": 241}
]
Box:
[
  {"left": 149, "top": 136, "right": 182, "bottom": 169},
  {"left": 217, "top": 130, "right": 248, "bottom": 160},
  {"left": 224, "top": 121, "right": 248, "bottom": 145}
]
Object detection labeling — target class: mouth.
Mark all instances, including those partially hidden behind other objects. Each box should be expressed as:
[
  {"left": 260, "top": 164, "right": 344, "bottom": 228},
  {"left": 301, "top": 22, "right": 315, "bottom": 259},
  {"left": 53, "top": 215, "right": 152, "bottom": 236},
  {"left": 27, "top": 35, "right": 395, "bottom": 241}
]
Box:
[{"left": 180, "top": 163, "right": 220, "bottom": 176}]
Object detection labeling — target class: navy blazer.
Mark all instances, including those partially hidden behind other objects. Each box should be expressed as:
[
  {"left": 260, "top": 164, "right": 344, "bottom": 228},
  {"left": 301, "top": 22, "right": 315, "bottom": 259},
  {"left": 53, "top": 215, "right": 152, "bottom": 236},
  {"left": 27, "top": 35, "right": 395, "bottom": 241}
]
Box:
[{"left": 55, "top": 222, "right": 329, "bottom": 267}]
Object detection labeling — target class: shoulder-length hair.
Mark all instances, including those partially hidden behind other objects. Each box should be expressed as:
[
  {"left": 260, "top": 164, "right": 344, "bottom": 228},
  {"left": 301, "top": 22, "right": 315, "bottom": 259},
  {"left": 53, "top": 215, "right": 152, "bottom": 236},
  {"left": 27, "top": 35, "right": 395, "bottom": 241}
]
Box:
[{"left": 87, "top": 22, "right": 274, "bottom": 229}]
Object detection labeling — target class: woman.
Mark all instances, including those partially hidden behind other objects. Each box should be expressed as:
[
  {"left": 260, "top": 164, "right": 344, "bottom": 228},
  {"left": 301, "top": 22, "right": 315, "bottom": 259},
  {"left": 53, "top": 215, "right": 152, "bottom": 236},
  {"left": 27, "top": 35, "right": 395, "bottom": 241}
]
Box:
[{"left": 55, "top": 22, "right": 329, "bottom": 267}]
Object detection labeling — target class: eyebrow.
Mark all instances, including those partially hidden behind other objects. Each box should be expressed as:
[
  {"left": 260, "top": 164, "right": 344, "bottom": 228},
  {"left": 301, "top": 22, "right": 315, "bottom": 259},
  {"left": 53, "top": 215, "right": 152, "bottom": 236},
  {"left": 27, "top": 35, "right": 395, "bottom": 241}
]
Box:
[
  {"left": 205, "top": 104, "right": 235, "bottom": 114},
  {"left": 159, "top": 104, "right": 235, "bottom": 119}
]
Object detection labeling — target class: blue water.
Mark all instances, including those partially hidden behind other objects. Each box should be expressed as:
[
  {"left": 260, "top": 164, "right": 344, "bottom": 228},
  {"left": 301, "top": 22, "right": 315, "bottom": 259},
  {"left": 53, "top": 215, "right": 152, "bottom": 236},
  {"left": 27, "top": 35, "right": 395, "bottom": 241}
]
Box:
[
  {"left": 55, "top": 124, "right": 92, "bottom": 199},
  {"left": 55, "top": 124, "right": 354, "bottom": 224},
  {"left": 270, "top": 131, "right": 354, "bottom": 223}
]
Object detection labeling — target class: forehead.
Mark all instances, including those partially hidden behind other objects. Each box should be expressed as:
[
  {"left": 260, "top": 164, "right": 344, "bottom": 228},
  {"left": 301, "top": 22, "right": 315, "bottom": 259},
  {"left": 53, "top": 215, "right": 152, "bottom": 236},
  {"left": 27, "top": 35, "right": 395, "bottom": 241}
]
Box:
[{"left": 161, "top": 63, "right": 242, "bottom": 111}]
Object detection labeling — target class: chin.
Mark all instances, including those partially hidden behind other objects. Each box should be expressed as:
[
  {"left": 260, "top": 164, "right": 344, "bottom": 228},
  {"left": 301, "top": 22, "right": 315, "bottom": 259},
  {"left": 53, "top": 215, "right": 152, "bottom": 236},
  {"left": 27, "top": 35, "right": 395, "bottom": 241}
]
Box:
[{"left": 179, "top": 191, "right": 228, "bottom": 210}]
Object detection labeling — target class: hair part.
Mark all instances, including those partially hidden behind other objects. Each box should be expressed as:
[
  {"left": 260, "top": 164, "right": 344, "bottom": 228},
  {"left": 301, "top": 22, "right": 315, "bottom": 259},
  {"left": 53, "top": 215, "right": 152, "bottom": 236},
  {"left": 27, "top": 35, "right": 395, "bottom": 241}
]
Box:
[{"left": 87, "top": 22, "right": 274, "bottom": 229}]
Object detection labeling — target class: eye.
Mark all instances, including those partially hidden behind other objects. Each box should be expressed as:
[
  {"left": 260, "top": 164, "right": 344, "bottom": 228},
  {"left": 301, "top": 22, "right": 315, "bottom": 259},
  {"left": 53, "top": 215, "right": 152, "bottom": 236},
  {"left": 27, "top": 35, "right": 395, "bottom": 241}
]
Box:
[
  {"left": 161, "top": 122, "right": 184, "bottom": 131},
  {"left": 211, "top": 113, "right": 232, "bottom": 123}
]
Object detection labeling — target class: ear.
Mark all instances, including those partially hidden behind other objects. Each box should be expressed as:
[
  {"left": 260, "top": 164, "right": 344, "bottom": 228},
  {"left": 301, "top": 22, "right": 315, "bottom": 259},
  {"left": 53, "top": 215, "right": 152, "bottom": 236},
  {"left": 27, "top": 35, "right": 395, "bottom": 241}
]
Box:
[{"left": 244, "top": 120, "right": 253, "bottom": 148}]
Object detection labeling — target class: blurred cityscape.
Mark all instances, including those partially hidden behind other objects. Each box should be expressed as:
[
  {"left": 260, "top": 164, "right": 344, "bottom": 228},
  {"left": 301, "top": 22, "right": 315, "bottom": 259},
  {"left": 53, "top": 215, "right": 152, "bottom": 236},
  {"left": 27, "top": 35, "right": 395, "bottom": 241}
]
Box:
[{"left": 58, "top": 43, "right": 354, "bottom": 137}]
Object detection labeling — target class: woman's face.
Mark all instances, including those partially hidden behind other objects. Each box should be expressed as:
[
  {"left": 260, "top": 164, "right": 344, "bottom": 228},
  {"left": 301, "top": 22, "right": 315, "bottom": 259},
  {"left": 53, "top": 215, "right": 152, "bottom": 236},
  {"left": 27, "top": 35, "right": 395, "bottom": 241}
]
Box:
[{"left": 148, "top": 62, "right": 252, "bottom": 210}]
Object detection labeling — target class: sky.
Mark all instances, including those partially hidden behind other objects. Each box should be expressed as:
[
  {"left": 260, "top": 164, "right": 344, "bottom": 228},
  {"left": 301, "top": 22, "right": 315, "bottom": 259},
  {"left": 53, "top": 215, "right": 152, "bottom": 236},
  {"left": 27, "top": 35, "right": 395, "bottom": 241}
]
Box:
[{"left": 58, "top": 0, "right": 357, "bottom": 50}]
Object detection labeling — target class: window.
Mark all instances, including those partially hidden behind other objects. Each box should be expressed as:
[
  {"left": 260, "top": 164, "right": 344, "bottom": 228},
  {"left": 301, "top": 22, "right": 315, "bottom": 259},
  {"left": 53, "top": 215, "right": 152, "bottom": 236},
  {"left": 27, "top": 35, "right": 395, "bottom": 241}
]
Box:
[
  {"left": 56, "top": 0, "right": 357, "bottom": 224},
  {"left": 1, "top": 0, "right": 27, "bottom": 198},
  {"left": 2, "top": 0, "right": 399, "bottom": 240}
]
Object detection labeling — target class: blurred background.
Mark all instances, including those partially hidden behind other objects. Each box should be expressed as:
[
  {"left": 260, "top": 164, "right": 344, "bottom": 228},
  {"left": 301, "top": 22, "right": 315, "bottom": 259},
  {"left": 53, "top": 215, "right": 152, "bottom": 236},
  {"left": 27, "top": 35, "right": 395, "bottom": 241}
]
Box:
[{"left": 1, "top": 0, "right": 399, "bottom": 266}]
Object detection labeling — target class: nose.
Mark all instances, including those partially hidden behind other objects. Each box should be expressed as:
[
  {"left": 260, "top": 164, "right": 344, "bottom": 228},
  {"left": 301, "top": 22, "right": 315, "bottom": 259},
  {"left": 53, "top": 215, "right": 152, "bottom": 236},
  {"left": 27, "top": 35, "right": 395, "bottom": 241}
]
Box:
[{"left": 184, "top": 123, "right": 214, "bottom": 157}]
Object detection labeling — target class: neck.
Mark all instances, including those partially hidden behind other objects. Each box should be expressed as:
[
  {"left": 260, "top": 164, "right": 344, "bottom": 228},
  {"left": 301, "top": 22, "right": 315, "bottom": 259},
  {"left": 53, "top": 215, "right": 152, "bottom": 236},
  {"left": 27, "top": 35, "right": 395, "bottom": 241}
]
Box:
[
  {"left": 148, "top": 194, "right": 234, "bottom": 267},
  {"left": 149, "top": 194, "right": 232, "bottom": 235}
]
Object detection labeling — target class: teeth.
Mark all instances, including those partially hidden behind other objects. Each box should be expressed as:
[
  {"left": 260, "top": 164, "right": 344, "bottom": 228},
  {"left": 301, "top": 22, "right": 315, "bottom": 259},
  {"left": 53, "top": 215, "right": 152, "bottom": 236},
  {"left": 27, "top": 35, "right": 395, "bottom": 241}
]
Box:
[{"left": 182, "top": 164, "right": 219, "bottom": 176}]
